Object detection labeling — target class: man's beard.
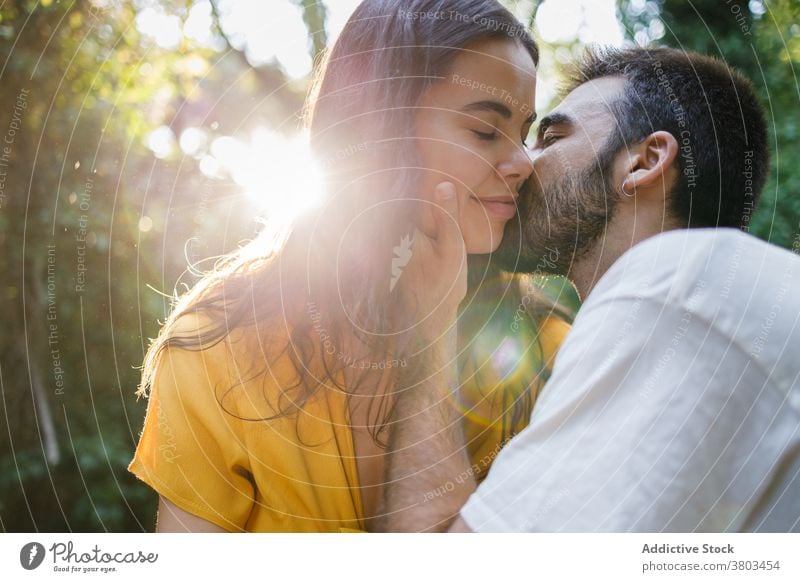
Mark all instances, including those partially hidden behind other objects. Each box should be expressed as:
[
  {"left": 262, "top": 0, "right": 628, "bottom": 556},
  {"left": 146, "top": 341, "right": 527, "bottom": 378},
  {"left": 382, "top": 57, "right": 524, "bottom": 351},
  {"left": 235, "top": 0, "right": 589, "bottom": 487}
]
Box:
[{"left": 492, "top": 148, "right": 619, "bottom": 276}]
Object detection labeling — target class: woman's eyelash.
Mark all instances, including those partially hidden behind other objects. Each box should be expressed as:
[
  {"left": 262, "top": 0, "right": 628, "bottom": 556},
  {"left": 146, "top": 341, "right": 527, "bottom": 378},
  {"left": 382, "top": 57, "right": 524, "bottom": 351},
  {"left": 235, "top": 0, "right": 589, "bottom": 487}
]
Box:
[
  {"left": 471, "top": 129, "right": 497, "bottom": 141},
  {"left": 472, "top": 129, "right": 533, "bottom": 146}
]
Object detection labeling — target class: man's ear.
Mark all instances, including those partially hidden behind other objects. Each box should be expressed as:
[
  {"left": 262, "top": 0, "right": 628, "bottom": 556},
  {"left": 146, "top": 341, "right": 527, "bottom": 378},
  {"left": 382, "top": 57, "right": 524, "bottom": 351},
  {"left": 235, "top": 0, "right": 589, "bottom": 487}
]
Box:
[{"left": 620, "top": 131, "right": 679, "bottom": 198}]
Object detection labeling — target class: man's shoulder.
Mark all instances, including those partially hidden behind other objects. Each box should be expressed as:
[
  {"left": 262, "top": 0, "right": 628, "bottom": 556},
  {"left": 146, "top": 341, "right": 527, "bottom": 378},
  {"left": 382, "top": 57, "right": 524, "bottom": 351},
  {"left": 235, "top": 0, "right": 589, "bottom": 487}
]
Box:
[
  {"left": 635, "top": 227, "right": 771, "bottom": 256},
  {"left": 591, "top": 228, "right": 797, "bottom": 306},
  {"left": 628, "top": 227, "right": 774, "bottom": 267}
]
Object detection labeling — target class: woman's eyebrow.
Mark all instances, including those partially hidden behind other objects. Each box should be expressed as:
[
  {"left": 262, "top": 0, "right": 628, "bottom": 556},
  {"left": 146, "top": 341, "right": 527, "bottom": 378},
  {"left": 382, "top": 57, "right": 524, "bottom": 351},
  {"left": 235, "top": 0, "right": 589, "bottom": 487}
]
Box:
[
  {"left": 461, "top": 100, "right": 536, "bottom": 124},
  {"left": 460, "top": 100, "right": 512, "bottom": 119}
]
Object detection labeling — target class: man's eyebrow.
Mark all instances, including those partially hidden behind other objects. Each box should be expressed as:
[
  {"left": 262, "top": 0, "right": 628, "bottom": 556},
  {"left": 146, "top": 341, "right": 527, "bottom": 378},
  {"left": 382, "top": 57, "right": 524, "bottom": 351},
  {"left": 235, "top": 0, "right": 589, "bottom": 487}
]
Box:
[
  {"left": 537, "top": 112, "right": 573, "bottom": 134},
  {"left": 461, "top": 100, "right": 536, "bottom": 124}
]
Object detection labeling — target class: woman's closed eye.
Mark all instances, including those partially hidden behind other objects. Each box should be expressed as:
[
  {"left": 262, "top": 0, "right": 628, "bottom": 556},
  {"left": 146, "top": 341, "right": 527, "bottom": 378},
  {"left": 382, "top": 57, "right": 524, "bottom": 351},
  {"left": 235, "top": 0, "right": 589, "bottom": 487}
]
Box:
[
  {"left": 471, "top": 128, "right": 532, "bottom": 146},
  {"left": 471, "top": 129, "right": 498, "bottom": 141}
]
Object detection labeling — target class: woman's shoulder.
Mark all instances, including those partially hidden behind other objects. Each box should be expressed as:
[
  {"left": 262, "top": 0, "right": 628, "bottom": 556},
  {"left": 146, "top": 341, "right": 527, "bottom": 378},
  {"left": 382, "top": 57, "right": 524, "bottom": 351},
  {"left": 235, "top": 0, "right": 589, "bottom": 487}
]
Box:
[
  {"left": 538, "top": 313, "right": 571, "bottom": 350},
  {"left": 152, "top": 311, "right": 303, "bottom": 419},
  {"left": 168, "top": 310, "right": 293, "bottom": 363}
]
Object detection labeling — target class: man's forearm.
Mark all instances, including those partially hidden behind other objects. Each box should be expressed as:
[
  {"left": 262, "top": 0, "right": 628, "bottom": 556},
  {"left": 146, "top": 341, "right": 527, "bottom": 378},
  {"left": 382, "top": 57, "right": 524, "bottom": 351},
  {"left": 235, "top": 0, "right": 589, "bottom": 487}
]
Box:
[{"left": 377, "top": 329, "right": 475, "bottom": 532}]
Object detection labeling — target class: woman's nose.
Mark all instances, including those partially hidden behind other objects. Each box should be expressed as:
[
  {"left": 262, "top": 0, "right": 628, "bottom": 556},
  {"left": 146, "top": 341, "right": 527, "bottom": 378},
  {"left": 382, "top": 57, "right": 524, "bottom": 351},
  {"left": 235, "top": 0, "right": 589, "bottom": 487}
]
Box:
[
  {"left": 498, "top": 144, "right": 534, "bottom": 184},
  {"left": 526, "top": 143, "right": 543, "bottom": 161}
]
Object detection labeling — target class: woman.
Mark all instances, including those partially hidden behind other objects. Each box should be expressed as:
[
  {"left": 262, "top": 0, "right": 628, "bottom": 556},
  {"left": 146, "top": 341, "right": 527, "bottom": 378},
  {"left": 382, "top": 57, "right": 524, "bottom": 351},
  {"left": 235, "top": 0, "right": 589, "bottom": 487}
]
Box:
[{"left": 128, "top": 0, "right": 571, "bottom": 532}]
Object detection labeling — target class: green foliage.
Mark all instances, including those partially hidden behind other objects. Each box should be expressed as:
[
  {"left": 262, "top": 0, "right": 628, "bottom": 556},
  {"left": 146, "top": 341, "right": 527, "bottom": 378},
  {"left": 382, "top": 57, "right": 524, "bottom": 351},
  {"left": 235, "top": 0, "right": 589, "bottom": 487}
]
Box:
[
  {"left": 0, "top": 0, "right": 311, "bottom": 531},
  {"left": 294, "top": 0, "right": 328, "bottom": 62}
]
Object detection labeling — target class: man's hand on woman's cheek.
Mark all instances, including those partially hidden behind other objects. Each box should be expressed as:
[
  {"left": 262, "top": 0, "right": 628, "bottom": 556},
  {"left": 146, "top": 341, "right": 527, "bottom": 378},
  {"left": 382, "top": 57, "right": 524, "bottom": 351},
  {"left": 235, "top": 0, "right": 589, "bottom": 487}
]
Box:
[{"left": 397, "top": 181, "right": 468, "bottom": 336}]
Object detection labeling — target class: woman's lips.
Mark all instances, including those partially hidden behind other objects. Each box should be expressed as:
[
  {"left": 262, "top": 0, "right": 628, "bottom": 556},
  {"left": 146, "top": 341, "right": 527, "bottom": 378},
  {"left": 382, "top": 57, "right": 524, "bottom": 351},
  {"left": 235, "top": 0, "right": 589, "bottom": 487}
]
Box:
[{"left": 471, "top": 196, "right": 518, "bottom": 220}]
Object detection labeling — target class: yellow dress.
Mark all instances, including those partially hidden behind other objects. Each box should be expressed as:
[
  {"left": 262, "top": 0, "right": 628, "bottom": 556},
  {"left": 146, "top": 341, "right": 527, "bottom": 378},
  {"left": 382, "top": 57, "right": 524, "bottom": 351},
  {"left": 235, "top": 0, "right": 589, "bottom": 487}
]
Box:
[
  {"left": 459, "top": 313, "right": 569, "bottom": 483},
  {"left": 128, "top": 313, "right": 570, "bottom": 532}
]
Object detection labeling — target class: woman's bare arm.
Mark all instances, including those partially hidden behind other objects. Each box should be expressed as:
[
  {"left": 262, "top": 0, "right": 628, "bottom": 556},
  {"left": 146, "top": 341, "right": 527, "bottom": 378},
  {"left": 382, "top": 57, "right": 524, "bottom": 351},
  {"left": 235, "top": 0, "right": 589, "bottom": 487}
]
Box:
[{"left": 155, "top": 496, "right": 227, "bottom": 532}]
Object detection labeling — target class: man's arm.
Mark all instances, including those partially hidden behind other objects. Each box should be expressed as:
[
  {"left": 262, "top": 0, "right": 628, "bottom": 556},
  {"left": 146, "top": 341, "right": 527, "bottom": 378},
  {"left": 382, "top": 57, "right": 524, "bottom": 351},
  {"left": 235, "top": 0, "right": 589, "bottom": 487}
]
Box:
[
  {"left": 374, "top": 181, "right": 475, "bottom": 532},
  {"left": 376, "top": 330, "right": 476, "bottom": 532},
  {"left": 448, "top": 515, "right": 473, "bottom": 532}
]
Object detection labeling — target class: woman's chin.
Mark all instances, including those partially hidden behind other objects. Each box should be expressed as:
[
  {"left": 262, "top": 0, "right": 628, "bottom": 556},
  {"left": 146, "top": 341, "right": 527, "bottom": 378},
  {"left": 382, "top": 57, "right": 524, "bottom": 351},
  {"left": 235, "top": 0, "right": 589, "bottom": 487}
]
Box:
[{"left": 464, "top": 236, "right": 504, "bottom": 255}]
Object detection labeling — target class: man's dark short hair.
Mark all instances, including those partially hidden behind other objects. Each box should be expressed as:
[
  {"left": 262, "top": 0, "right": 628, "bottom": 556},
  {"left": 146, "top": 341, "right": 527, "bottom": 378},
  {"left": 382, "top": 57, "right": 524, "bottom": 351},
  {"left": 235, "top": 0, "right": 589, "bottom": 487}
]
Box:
[{"left": 566, "top": 46, "right": 768, "bottom": 229}]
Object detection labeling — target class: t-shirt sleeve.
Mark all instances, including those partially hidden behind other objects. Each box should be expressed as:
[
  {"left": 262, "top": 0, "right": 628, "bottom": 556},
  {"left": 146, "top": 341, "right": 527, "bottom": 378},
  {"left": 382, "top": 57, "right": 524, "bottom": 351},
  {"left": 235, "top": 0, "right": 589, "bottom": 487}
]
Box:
[
  {"left": 128, "top": 345, "right": 255, "bottom": 531},
  {"left": 460, "top": 294, "right": 776, "bottom": 532}
]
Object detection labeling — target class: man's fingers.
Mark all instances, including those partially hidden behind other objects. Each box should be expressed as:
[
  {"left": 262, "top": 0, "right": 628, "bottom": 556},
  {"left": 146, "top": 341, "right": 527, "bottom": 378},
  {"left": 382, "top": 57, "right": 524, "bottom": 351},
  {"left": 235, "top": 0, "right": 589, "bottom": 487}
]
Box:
[
  {"left": 402, "top": 182, "right": 468, "bottom": 317},
  {"left": 433, "top": 182, "right": 463, "bottom": 249},
  {"left": 432, "top": 181, "right": 467, "bottom": 305}
]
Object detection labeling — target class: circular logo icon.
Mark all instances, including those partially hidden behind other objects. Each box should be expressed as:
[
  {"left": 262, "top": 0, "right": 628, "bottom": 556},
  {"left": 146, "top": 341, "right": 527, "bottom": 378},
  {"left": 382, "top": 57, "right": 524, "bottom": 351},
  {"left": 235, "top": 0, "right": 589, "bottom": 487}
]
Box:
[{"left": 20, "top": 542, "right": 46, "bottom": 570}]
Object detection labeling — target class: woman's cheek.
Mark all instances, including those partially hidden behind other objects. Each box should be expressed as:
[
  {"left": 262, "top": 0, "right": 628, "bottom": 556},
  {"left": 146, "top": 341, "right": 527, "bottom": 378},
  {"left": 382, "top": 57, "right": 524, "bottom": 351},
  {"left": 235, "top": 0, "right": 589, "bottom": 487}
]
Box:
[
  {"left": 463, "top": 205, "right": 510, "bottom": 254},
  {"left": 460, "top": 203, "right": 488, "bottom": 254}
]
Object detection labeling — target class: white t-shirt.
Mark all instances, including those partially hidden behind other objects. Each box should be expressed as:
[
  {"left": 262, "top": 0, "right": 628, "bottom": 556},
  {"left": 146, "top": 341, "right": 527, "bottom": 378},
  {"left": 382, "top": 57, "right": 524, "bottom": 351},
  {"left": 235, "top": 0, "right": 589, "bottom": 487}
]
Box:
[{"left": 461, "top": 228, "right": 800, "bottom": 532}]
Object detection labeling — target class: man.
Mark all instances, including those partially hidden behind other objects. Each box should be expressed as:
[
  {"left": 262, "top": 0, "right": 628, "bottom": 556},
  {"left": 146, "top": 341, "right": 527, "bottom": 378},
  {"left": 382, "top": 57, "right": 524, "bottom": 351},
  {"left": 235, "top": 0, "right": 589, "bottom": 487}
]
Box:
[{"left": 378, "top": 46, "right": 800, "bottom": 532}]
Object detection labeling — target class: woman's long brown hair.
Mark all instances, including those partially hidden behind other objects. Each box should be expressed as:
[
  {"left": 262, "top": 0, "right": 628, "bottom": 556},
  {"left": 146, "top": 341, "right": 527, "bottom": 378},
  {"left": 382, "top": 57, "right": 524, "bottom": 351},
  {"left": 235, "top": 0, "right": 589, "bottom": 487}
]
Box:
[{"left": 138, "top": 0, "right": 559, "bottom": 445}]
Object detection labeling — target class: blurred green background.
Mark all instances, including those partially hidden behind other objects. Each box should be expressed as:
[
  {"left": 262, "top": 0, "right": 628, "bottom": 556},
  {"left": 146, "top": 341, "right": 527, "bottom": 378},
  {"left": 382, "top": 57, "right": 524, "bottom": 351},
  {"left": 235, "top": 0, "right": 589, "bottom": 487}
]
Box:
[{"left": 1, "top": 0, "right": 797, "bottom": 531}]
